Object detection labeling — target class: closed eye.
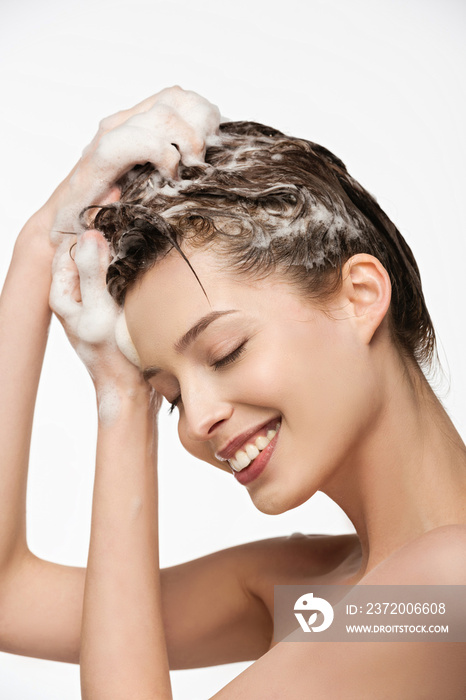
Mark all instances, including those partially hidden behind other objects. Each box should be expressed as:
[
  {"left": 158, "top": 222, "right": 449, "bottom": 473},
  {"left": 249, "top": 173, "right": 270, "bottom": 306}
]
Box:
[
  {"left": 167, "top": 341, "right": 248, "bottom": 415},
  {"left": 212, "top": 341, "right": 247, "bottom": 370}
]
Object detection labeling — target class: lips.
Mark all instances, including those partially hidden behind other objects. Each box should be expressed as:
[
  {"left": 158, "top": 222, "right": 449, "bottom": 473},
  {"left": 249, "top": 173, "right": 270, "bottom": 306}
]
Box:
[{"left": 215, "top": 417, "right": 281, "bottom": 465}]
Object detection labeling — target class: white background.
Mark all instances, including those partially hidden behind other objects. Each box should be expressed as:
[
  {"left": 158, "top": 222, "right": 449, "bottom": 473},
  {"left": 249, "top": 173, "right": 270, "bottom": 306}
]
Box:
[{"left": 0, "top": 0, "right": 465, "bottom": 697}]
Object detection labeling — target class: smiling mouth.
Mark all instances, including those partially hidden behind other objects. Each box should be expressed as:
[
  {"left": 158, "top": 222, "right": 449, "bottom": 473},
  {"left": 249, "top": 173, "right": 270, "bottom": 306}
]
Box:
[{"left": 225, "top": 419, "right": 281, "bottom": 473}]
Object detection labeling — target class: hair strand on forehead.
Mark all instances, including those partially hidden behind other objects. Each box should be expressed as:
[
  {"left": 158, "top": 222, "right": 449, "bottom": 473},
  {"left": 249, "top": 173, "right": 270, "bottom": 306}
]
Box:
[{"left": 93, "top": 203, "right": 209, "bottom": 303}]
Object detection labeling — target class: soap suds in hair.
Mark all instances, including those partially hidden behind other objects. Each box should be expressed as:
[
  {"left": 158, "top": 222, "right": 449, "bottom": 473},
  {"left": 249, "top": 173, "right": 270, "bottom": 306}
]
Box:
[
  {"left": 104, "top": 127, "right": 369, "bottom": 278},
  {"left": 90, "top": 118, "right": 437, "bottom": 372},
  {"left": 51, "top": 88, "right": 220, "bottom": 244}
]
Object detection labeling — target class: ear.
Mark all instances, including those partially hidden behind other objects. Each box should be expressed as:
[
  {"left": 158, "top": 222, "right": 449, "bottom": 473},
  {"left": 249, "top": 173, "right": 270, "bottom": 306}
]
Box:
[{"left": 339, "top": 254, "right": 392, "bottom": 345}]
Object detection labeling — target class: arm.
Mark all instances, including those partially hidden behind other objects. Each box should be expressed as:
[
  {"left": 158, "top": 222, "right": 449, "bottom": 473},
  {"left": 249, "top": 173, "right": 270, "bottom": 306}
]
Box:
[
  {"left": 0, "top": 88, "right": 272, "bottom": 672},
  {"left": 0, "top": 220, "right": 88, "bottom": 662},
  {"left": 49, "top": 225, "right": 171, "bottom": 696},
  {"left": 0, "top": 224, "right": 53, "bottom": 573},
  {"left": 60, "top": 222, "right": 253, "bottom": 696},
  {"left": 81, "top": 375, "right": 170, "bottom": 698}
]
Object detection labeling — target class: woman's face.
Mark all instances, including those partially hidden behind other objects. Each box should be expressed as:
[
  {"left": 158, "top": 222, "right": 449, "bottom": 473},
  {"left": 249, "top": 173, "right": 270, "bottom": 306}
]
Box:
[{"left": 124, "top": 247, "right": 380, "bottom": 514}]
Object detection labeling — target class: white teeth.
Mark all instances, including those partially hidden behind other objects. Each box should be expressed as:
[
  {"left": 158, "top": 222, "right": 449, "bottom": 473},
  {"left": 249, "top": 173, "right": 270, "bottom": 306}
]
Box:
[
  {"left": 235, "top": 450, "right": 251, "bottom": 470},
  {"left": 245, "top": 443, "right": 260, "bottom": 460},
  {"left": 255, "top": 435, "right": 270, "bottom": 450},
  {"left": 229, "top": 422, "right": 281, "bottom": 473}
]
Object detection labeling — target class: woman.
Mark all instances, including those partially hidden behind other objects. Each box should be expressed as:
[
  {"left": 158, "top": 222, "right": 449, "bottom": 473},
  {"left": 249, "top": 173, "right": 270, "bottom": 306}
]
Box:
[{"left": 0, "top": 86, "right": 465, "bottom": 698}]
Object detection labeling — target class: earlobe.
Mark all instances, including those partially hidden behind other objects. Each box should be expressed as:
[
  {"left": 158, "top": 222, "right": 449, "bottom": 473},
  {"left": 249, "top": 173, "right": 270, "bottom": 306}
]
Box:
[{"left": 341, "top": 254, "right": 392, "bottom": 344}]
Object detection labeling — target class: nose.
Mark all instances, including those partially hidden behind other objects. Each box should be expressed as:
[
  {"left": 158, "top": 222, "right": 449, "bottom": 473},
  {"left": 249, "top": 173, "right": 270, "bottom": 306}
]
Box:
[{"left": 182, "top": 386, "right": 233, "bottom": 442}]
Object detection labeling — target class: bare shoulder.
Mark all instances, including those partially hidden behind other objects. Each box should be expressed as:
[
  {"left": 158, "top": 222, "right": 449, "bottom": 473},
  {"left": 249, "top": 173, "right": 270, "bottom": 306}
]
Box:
[
  {"left": 363, "top": 524, "right": 466, "bottom": 585},
  {"left": 236, "top": 531, "right": 361, "bottom": 613},
  {"left": 210, "top": 528, "right": 466, "bottom": 699}
]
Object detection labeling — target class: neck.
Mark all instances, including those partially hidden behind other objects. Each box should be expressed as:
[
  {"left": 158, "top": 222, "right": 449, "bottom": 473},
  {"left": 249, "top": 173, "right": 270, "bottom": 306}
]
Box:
[{"left": 322, "top": 355, "right": 466, "bottom": 576}]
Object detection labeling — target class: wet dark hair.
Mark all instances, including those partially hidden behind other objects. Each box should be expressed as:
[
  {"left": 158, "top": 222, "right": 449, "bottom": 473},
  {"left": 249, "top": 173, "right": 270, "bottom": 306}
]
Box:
[{"left": 92, "top": 121, "right": 436, "bottom": 372}]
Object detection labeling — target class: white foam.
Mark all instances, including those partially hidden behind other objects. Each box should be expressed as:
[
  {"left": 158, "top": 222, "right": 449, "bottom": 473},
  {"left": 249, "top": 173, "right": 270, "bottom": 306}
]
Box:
[
  {"left": 51, "top": 88, "right": 221, "bottom": 241},
  {"left": 50, "top": 234, "right": 125, "bottom": 347},
  {"left": 156, "top": 178, "right": 194, "bottom": 199},
  {"left": 207, "top": 132, "right": 368, "bottom": 267},
  {"left": 72, "top": 235, "right": 119, "bottom": 345},
  {"left": 50, "top": 237, "right": 81, "bottom": 323},
  {"left": 115, "top": 311, "right": 142, "bottom": 368},
  {"left": 50, "top": 234, "right": 142, "bottom": 426}
]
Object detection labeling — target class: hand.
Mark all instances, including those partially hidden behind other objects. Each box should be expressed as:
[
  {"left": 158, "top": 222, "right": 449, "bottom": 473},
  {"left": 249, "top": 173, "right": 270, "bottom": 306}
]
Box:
[
  {"left": 50, "top": 86, "right": 221, "bottom": 244},
  {"left": 20, "top": 86, "right": 220, "bottom": 251},
  {"left": 49, "top": 229, "right": 153, "bottom": 422}
]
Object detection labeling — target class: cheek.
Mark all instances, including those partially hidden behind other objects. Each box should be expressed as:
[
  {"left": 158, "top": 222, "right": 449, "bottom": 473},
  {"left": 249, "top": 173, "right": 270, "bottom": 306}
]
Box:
[
  {"left": 288, "top": 342, "right": 377, "bottom": 460},
  {"left": 238, "top": 320, "right": 332, "bottom": 407},
  {"left": 272, "top": 320, "right": 368, "bottom": 432},
  {"left": 232, "top": 350, "right": 288, "bottom": 404}
]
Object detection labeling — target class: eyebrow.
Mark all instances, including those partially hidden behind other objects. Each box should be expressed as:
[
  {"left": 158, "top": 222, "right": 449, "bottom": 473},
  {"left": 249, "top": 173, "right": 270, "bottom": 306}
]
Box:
[{"left": 142, "top": 309, "right": 239, "bottom": 381}]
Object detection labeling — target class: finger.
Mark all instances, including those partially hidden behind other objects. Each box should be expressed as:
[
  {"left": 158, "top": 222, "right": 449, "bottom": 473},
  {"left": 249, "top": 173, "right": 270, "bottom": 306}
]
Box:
[
  {"left": 155, "top": 87, "right": 221, "bottom": 149},
  {"left": 85, "top": 87, "right": 219, "bottom": 170},
  {"left": 98, "top": 184, "right": 121, "bottom": 206},
  {"left": 74, "top": 231, "right": 120, "bottom": 345},
  {"left": 97, "top": 93, "right": 160, "bottom": 134},
  {"left": 94, "top": 124, "right": 181, "bottom": 180},
  {"left": 126, "top": 105, "right": 206, "bottom": 167},
  {"left": 133, "top": 88, "right": 221, "bottom": 161},
  {"left": 49, "top": 240, "right": 81, "bottom": 325},
  {"left": 80, "top": 187, "right": 121, "bottom": 229},
  {"left": 52, "top": 159, "right": 141, "bottom": 241},
  {"left": 95, "top": 87, "right": 191, "bottom": 138},
  {"left": 83, "top": 92, "right": 162, "bottom": 156},
  {"left": 55, "top": 88, "right": 219, "bottom": 241},
  {"left": 74, "top": 230, "right": 111, "bottom": 307}
]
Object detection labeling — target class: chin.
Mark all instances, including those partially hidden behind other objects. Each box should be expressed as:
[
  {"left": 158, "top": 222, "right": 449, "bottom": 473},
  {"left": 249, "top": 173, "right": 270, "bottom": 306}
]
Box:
[{"left": 249, "top": 484, "right": 313, "bottom": 516}]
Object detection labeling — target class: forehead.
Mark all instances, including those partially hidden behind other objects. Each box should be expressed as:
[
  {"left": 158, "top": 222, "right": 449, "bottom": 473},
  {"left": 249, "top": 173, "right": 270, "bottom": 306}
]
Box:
[
  {"left": 123, "top": 248, "right": 240, "bottom": 363},
  {"left": 123, "top": 247, "right": 311, "bottom": 365}
]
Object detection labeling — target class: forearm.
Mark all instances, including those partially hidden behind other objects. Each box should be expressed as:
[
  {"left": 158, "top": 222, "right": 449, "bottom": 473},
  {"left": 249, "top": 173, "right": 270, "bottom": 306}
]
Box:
[
  {"left": 80, "top": 390, "right": 172, "bottom": 700},
  {"left": 0, "top": 222, "right": 55, "bottom": 569}
]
